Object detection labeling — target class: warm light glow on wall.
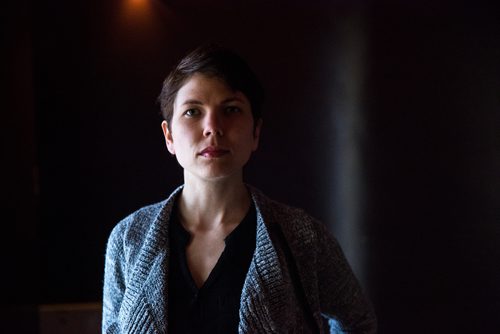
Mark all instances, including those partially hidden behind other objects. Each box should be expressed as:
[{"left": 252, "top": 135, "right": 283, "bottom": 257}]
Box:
[
  {"left": 126, "top": 0, "right": 150, "bottom": 11},
  {"left": 120, "top": 0, "right": 154, "bottom": 26},
  {"left": 105, "top": 0, "right": 173, "bottom": 57}
]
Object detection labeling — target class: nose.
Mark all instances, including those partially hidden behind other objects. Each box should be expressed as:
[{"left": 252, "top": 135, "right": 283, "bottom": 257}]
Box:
[{"left": 203, "top": 111, "right": 223, "bottom": 137}]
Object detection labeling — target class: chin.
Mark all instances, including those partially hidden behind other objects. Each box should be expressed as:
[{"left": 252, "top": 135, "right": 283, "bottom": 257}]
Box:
[{"left": 183, "top": 160, "right": 247, "bottom": 182}]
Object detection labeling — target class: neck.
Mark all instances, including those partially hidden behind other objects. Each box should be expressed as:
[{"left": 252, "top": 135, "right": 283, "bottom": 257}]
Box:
[{"left": 177, "top": 173, "right": 251, "bottom": 231}]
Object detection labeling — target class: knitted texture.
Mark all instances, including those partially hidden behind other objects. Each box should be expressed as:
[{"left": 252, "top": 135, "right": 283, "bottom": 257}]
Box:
[{"left": 103, "top": 186, "right": 377, "bottom": 333}]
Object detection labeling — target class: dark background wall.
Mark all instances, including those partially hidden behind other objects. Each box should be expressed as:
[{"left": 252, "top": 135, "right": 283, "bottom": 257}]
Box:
[{"left": 4, "top": 0, "right": 499, "bottom": 333}]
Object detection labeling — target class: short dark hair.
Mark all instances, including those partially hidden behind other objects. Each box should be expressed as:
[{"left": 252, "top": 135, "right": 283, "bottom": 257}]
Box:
[{"left": 158, "top": 44, "right": 264, "bottom": 128}]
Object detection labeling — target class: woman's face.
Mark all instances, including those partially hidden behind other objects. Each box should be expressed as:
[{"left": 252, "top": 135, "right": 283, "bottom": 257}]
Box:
[{"left": 162, "top": 73, "right": 261, "bottom": 182}]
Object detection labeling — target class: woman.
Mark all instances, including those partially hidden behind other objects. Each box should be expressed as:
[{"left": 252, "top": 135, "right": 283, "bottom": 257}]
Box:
[{"left": 103, "top": 44, "right": 377, "bottom": 333}]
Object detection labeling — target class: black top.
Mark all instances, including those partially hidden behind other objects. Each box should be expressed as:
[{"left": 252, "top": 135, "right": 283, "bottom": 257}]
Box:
[{"left": 167, "top": 203, "right": 257, "bottom": 334}]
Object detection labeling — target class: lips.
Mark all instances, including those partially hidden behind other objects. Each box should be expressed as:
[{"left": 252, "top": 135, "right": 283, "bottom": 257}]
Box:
[{"left": 199, "top": 146, "right": 230, "bottom": 158}]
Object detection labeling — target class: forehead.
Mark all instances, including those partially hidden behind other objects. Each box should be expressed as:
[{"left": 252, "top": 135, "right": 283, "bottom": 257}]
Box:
[{"left": 174, "top": 73, "right": 249, "bottom": 106}]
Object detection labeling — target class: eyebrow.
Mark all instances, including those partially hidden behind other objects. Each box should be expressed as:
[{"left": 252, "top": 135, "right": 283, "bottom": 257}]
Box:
[
  {"left": 181, "top": 99, "right": 203, "bottom": 106},
  {"left": 220, "top": 97, "right": 245, "bottom": 104}
]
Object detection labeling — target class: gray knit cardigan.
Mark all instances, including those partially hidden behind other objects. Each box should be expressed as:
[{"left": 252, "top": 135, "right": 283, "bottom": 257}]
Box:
[{"left": 103, "top": 186, "right": 376, "bottom": 333}]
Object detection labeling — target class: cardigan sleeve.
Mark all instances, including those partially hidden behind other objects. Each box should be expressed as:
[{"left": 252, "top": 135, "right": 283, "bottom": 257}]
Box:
[
  {"left": 102, "top": 223, "right": 127, "bottom": 334},
  {"left": 315, "top": 222, "right": 377, "bottom": 334}
]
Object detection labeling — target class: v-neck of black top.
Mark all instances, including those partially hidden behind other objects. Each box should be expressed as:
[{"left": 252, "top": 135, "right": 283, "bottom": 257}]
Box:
[{"left": 167, "top": 202, "right": 257, "bottom": 334}]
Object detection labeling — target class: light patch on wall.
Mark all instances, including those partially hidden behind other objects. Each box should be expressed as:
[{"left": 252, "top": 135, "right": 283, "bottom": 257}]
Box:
[{"left": 329, "top": 12, "right": 368, "bottom": 285}]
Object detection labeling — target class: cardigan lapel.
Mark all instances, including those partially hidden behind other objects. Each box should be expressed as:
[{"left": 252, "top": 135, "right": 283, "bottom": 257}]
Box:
[
  {"left": 121, "top": 187, "right": 183, "bottom": 334},
  {"left": 238, "top": 190, "right": 291, "bottom": 332},
  {"left": 278, "top": 216, "right": 323, "bottom": 330},
  {"left": 245, "top": 187, "right": 324, "bottom": 333}
]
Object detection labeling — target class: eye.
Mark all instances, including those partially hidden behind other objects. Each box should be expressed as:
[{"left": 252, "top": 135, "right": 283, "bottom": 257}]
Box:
[
  {"left": 183, "top": 108, "right": 200, "bottom": 117},
  {"left": 225, "top": 106, "right": 241, "bottom": 114}
]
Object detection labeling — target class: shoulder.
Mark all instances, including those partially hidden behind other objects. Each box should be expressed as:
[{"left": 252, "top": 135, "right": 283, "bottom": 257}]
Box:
[
  {"left": 105, "top": 200, "right": 167, "bottom": 266},
  {"left": 105, "top": 185, "right": 183, "bottom": 260},
  {"left": 109, "top": 200, "right": 168, "bottom": 244}
]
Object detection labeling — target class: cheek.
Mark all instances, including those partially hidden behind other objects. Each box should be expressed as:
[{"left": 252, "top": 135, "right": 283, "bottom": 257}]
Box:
[
  {"left": 239, "top": 131, "right": 259, "bottom": 154},
  {"left": 170, "top": 130, "right": 195, "bottom": 158}
]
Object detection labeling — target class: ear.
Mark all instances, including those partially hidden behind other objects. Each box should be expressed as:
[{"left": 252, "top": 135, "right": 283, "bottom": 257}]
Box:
[
  {"left": 252, "top": 118, "right": 263, "bottom": 151},
  {"left": 161, "top": 120, "right": 175, "bottom": 155}
]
